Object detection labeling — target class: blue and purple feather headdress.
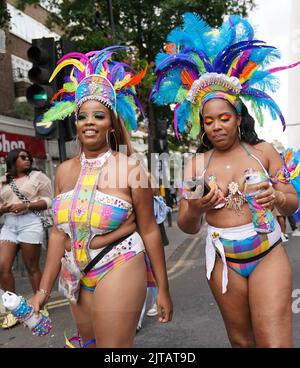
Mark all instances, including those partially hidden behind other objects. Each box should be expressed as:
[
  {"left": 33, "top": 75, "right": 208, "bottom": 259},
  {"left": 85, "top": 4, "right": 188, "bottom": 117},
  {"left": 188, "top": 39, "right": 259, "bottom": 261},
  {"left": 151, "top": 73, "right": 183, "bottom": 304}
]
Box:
[
  {"left": 151, "top": 13, "right": 300, "bottom": 138},
  {"left": 40, "top": 46, "right": 147, "bottom": 132}
]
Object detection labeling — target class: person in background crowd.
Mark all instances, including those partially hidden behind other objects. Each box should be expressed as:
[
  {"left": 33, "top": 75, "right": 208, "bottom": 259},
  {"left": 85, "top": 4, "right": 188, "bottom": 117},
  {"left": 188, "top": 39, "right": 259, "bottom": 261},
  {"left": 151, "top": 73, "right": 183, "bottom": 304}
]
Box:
[
  {"left": 0, "top": 148, "right": 52, "bottom": 329},
  {"left": 287, "top": 215, "right": 300, "bottom": 236},
  {"left": 137, "top": 176, "right": 170, "bottom": 331},
  {"left": 273, "top": 210, "right": 288, "bottom": 243}
]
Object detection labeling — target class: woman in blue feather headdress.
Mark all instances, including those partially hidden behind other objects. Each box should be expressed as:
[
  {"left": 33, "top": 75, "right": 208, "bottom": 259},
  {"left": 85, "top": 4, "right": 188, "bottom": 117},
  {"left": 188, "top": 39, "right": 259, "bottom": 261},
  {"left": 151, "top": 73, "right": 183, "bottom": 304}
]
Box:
[{"left": 152, "top": 12, "right": 300, "bottom": 347}]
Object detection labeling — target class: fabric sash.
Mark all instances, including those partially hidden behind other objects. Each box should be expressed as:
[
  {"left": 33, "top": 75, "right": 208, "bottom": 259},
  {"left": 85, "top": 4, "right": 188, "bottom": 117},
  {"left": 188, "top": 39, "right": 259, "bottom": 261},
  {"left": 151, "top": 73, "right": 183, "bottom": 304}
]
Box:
[{"left": 69, "top": 151, "right": 112, "bottom": 270}]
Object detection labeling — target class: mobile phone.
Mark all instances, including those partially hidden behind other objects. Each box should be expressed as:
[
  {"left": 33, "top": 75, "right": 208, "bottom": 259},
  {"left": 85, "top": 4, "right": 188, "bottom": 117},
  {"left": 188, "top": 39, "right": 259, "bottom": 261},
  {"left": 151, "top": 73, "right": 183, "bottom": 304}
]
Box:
[
  {"left": 184, "top": 176, "right": 211, "bottom": 196},
  {"left": 203, "top": 182, "right": 211, "bottom": 196}
]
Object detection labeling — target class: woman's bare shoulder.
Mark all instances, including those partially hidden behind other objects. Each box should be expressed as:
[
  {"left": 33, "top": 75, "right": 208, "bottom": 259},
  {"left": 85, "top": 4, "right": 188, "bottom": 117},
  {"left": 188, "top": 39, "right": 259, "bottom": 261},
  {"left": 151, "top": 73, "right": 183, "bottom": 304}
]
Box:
[
  {"left": 191, "top": 151, "right": 211, "bottom": 175},
  {"left": 252, "top": 141, "right": 278, "bottom": 158},
  {"left": 55, "top": 157, "right": 79, "bottom": 177},
  {"left": 113, "top": 151, "right": 145, "bottom": 169}
]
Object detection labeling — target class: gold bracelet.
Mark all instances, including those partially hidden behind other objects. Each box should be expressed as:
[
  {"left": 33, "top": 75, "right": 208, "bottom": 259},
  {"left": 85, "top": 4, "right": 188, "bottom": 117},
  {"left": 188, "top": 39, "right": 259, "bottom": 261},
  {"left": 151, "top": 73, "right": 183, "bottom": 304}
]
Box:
[{"left": 37, "top": 288, "right": 50, "bottom": 297}]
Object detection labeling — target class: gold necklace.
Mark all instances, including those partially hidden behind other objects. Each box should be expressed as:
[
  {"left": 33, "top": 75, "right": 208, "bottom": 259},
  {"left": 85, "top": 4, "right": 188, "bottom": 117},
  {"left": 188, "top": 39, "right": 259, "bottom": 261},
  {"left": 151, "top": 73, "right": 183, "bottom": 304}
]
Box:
[{"left": 224, "top": 181, "right": 246, "bottom": 214}]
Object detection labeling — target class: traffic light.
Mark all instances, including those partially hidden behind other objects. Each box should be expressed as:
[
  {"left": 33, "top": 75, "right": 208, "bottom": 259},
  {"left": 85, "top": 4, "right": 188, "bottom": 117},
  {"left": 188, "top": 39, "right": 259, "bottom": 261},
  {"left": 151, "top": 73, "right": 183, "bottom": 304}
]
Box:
[
  {"left": 26, "top": 37, "right": 57, "bottom": 139},
  {"left": 154, "top": 119, "right": 168, "bottom": 153}
]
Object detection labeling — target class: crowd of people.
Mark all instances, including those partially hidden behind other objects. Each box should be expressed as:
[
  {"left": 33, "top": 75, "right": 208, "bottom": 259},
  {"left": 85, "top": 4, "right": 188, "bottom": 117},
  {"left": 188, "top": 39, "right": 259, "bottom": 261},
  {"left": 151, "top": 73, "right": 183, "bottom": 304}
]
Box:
[{"left": 0, "top": 13, "right": 300, "bottom": 348}]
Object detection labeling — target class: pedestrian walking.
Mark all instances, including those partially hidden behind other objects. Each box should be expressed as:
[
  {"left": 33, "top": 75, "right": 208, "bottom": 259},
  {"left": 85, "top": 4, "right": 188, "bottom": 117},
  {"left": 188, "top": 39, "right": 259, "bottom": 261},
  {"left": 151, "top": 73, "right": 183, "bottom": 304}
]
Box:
[
  {"left": 287, "top": 215, "right": 300, "bottom": 236},
  {"left": 0, "top": 148, "right": 52, "bottom": 328},
  {"left": 28, "top": 46, "right": 172, "bottom": 348},
  {"left": 152, "top": 13, "right": 300, "bottom": 347},
  {"left": 137, "top": 181, "right": 170, "bottom": 331},
  {"left": 273, "top": 205, "right": 289, "bottom": 242}
]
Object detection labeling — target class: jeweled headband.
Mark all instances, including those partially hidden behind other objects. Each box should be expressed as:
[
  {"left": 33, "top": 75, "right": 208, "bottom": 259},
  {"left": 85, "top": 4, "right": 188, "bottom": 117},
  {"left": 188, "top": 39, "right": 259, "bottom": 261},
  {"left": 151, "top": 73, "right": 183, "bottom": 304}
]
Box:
[{"left": 40, "top": 46, "right": 147, "bottom": 132}]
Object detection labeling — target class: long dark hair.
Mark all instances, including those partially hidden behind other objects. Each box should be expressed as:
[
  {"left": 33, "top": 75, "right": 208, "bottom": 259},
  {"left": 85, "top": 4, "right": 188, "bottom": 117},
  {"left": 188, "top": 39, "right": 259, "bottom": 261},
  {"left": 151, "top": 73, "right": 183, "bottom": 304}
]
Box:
[
  {"left": 4, "top": 148, "right": 34, "bottom": 183},
  {"left": 197, "top": 102, "right": 264, "bottom": 153},
  {"left": 110, "top": 111, "right": 134, "bottom": 156}
]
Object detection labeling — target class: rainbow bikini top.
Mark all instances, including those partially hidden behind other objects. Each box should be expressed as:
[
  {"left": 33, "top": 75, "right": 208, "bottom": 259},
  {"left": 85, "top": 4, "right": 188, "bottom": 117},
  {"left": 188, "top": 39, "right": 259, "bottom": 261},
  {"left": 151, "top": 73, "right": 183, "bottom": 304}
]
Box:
[{"left": 52, "top": 151, "right": 132, "bottom": 270}]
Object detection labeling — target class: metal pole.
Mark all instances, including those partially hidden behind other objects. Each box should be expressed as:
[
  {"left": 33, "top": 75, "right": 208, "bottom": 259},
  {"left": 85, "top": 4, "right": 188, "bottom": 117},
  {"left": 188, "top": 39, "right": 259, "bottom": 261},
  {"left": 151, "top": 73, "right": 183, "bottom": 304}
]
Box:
[{"left": 58, "top": 123, "right": 67, "bottom": 163}]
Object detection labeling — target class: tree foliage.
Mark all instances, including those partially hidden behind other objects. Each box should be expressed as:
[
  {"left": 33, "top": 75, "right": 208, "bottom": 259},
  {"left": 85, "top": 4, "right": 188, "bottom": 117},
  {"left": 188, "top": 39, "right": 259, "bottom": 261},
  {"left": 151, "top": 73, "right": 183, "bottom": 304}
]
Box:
[
  {"left": 15, "top": 0, "right": 255, "bottom": 60},
  {"left": 0, "top": 1, "right": 11, "bottom": 29}
]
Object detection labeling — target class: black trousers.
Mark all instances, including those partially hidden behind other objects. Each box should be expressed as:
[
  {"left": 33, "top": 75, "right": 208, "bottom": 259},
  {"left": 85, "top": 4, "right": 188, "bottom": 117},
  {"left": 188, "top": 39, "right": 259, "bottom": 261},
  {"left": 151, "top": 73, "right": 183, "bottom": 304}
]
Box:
[
  {"left": 287, "top": 215, "right": 297, "bottom": 231},
  {"left": 159, "top": 222, "right": 169, "bottom": 246}
]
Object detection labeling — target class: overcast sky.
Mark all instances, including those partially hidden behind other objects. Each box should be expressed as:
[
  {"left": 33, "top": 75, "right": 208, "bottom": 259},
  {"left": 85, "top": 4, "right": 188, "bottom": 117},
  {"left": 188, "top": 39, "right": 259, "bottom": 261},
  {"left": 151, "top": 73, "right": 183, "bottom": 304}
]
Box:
[{"left": 248, "top": 0, "right": 292, "bottom": 146}]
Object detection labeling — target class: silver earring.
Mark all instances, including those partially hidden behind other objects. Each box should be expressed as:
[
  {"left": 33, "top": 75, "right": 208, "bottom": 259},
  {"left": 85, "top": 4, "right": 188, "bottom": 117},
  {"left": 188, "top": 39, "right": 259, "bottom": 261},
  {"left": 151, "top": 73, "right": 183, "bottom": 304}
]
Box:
[
  {"left": 71, "top": 135, "right": 81, "bottom": 155},
  {"left": 106, "top": 130, "right": 118, "bottom": 150},
  {"left": 238, "top": 126, "right": 242, "bottom": 140}
]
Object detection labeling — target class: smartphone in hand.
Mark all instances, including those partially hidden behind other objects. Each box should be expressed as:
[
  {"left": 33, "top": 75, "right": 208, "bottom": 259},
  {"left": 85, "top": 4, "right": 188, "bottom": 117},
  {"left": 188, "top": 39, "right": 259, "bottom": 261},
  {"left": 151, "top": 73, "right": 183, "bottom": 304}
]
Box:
[{"left": 182, "top": 176, "right": 210, "bottom": 199}]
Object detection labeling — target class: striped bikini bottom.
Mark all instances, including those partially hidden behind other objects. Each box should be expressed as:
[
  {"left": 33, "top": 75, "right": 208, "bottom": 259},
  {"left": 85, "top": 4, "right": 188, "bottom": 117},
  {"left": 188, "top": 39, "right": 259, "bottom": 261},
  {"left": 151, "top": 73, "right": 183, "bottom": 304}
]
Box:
[
  {"left": 77, "top": 232, "right": 155, "bottom": 291},
  {"left": 207, "top": 220, "right": 282, "bottom": 282}
]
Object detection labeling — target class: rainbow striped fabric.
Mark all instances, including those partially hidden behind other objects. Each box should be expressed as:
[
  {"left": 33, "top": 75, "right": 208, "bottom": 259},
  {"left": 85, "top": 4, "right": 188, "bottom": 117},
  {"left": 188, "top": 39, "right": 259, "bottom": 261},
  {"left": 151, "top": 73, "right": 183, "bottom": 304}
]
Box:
[
  {"left": 53, "top": 192, "right": 131, "bottom": 235},
  {"left": 221, "top": 233, "right": 271, "bottom": 277},
  {"left": 80, "top": 234, "right": 156, "bottom": 291}
]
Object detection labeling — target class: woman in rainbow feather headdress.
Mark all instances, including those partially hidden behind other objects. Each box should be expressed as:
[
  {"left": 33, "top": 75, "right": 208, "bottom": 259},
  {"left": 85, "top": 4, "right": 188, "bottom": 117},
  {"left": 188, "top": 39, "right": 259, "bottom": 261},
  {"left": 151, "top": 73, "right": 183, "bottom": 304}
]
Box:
[
  {"left": 152, "top": 13, "right": 300, "bottom": 347},
  {"left": 28, "top": 46, "right": 172, "bottom": 348}
]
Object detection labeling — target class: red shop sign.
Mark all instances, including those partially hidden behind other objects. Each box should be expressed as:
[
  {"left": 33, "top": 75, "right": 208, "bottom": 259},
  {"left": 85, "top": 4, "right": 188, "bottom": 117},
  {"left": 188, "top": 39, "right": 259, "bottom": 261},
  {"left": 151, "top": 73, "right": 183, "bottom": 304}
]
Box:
[{"left": 0, "top": 131, "right": 46, "bottom": 159}]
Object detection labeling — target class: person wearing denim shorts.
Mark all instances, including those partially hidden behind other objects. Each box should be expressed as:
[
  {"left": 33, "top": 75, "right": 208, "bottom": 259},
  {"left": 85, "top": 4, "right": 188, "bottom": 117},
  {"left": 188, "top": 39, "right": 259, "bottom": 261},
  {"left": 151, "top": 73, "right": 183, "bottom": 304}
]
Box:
[{"left": 0, "top": 149, "right": 52, "bottom": 328}]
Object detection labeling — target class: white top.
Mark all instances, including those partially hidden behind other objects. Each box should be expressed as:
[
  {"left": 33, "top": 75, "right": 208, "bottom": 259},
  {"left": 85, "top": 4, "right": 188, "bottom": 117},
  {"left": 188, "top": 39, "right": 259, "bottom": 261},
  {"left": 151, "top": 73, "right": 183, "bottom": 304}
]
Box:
[{"left": 0, "top": 171, "right": 52, "bottom": 209}]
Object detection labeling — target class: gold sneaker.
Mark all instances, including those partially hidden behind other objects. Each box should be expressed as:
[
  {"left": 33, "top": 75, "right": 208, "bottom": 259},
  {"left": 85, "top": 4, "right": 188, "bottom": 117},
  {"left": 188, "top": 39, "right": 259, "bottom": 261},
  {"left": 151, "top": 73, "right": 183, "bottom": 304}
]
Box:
[{"left": 1, "top": 313, "right": 19, "bottom": 329}]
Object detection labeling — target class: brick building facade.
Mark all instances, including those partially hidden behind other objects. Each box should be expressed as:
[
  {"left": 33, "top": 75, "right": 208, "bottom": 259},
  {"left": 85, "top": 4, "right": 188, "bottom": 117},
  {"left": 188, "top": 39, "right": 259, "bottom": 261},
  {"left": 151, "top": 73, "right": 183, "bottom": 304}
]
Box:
[{"left": 0, "top": 0, "right": 62, "bottom": 116}]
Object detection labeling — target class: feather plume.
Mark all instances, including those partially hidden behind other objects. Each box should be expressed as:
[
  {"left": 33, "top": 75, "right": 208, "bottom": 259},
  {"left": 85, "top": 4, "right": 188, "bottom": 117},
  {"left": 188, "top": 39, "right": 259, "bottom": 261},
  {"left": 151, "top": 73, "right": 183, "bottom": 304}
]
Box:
[
  {"left": 189, "top": 103, "right": 201, "bottom": 139},
  {"left": 116, "top": 94, "right": 138, "bottom": 131},
  {"left": 239, "top": 61, "right": 258, "bottom": 84},
  {"left": 50, "top": 88, "right": 68, "bottom": 104},
  {"left": 152, "top": 81, "right": 185, "bottom": 105},
  {"left": 281, "top": 149, "right": 300, "bottom": 209},
  {"left": 181, "top": 12, "right": 211, "bottom": 54},
  {"left": 181, "top": 70, "right": 194, "bottom": 88},
  {"left": 41, "top": 101, "right": 75, "bottom": 123},
  {"left": 114, "top": 74, "right": 131, "bottom": 91},
  {"left": 63, "top": 82, "right": 77, "bottom": 93},
  {"left": 268, "top": 60, "right": 300, "bottom": 74},
  {"left": 244, "top": 71, "right": 280, "bottom": 92},
  {"left": 123, "top": 64, "right": 148, "bottom": 88},
  {"left": 175, "top": 100, "right": 192, "bottom": 133},
  {"left": 242, "top": 87, "right": 286, "bottom": 130},
  {"left": 49, "top": 59, "right": 85, "bottom": 83}
]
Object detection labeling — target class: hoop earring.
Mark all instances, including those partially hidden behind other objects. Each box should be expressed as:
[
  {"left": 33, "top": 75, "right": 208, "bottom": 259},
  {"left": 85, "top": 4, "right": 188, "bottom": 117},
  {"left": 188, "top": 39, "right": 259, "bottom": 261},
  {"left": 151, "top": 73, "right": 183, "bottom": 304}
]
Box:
[
  {"left": 238, "top": 126, "right": 242, "bottom": 140},
  {"left": 71, "top": 134, "right": 82, "bottom": 155},
  {"left": 200, "top": 132, "right": 210, "bottom": 148},
  {"left": 106, "top": 130, "right": 118, "bottom": 150}
]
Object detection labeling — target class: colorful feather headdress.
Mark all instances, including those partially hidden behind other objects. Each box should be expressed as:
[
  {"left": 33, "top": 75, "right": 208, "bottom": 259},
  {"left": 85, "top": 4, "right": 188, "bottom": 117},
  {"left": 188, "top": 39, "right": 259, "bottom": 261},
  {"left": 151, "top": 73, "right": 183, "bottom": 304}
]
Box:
[
  {"left": 151, "top": 13, "right": 300, "bottom": 139},
  {"left": 40, "top": 46, "right": 147, "bottom": 132}
]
